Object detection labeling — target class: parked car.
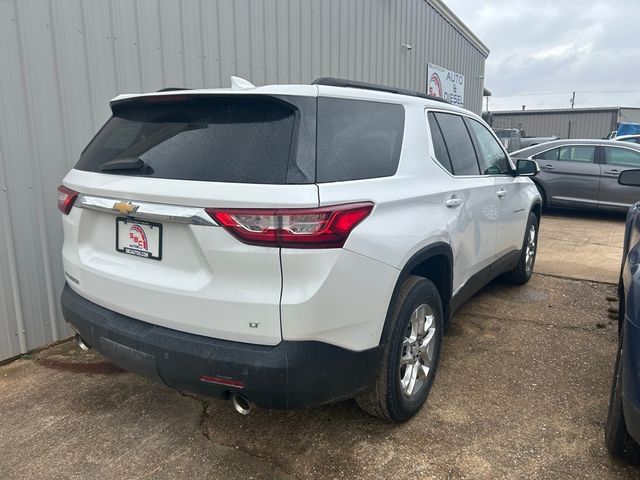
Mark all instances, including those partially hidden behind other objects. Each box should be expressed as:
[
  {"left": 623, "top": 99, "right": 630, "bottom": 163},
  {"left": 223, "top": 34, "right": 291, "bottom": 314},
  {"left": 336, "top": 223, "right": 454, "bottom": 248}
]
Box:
[
  {"left": 58, "top": 77, "right": 542, "bottom": 422},
  {"left": 493, "top": 128, "right": 559, "bottom": 153},
  {"left": 606, "top": 168, "right": 640, "bottom": 464},
  {"left": 513, "top": 140, "right": 640, "bottom": 211},
  {"left": 616, "top": 134, "right": 640, "bottom": 145}
]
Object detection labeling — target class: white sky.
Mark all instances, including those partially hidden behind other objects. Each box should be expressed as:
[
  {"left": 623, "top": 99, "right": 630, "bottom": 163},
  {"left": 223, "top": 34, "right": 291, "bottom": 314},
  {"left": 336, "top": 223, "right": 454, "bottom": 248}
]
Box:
[{"left": 444, "top": 0, "right": 640, "bottom": 111}]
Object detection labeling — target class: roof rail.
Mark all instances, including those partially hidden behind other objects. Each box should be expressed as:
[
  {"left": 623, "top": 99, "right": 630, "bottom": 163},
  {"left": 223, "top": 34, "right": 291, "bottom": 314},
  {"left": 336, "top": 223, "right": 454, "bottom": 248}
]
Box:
[
  {"left": 311, "top": 77, "right": 450, "bottom": 104},
  {"left": 155, "top": 87, "right": 192, "bottom": 92}
]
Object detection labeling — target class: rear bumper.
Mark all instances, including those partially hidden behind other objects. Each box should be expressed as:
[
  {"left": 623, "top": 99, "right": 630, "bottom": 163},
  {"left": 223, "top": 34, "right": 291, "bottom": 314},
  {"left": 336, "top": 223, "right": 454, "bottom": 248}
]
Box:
[{"left": 61, "top": 284, "right": 383, "bottom": 409}]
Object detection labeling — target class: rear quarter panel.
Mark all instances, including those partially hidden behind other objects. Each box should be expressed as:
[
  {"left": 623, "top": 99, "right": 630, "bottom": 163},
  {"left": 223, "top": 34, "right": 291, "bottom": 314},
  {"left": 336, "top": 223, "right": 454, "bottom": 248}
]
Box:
[{"left": 288, "top": 103, "right": 453, "bottom": 350}]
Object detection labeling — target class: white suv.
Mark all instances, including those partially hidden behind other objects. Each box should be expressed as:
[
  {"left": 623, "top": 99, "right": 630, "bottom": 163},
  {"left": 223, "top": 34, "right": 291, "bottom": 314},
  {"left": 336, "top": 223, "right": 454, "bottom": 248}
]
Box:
[{"left": 58, "top": 78, "right": 541, "bottom": 422}]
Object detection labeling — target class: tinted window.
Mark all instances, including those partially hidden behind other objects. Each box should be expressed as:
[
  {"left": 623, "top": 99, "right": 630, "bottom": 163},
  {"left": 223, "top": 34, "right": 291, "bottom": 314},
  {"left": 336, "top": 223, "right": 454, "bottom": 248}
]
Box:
[
  {"left": 558, "top": 145, "right": 595, "bottom": 163},
  {"left": 606, "top": 147, "right": 640, "bottom": 167},
  {"left": 76, "top": 96, "right": 301, "bottom": 184},
  {"left": 468, "top": 119, "right": 510, "bottom": 174},
  {"left": 427, "top": 112, "right": 453, "bottom": 174},
  {"left": 533, "top": 148, "right": 559, "bottom": 161},
  {"left": 317, "top": 98, "right": 404, "bottom": 182},
  {"left": 433, "top": 113, "right": 480, "bottom": 175}
]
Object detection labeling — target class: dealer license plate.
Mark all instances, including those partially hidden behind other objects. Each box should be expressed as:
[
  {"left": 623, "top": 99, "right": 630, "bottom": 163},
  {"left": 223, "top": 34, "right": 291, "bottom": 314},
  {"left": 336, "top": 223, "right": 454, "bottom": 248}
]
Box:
[{"left": 116, "top": 217, "right": 162, "bottom": 260}]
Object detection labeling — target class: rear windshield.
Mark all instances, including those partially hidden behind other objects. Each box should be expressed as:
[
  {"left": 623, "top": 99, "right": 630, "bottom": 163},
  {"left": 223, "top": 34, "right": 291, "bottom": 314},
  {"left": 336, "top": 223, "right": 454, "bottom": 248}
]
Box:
[
  {"left": 76, "top": 95, "right": 404, "bottom": 184},
  {"left": 317, "top": 98, "right": 405, "bottom": 182},
  {"left": 76, "top": 96, "right": 304, "bottom": 184}
]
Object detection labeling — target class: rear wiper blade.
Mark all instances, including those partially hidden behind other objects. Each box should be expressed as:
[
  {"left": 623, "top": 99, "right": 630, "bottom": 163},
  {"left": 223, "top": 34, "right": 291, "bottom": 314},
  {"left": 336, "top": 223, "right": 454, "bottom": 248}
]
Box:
[{"left": 100, "top": 157, "right": 148, "bottom": 172}]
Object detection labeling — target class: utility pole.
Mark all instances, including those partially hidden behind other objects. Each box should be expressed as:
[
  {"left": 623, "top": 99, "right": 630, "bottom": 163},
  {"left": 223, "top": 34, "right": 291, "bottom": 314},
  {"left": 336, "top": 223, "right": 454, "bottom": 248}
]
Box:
[{"left": 570, "top": 91, "right": 576, "bottom": 109}]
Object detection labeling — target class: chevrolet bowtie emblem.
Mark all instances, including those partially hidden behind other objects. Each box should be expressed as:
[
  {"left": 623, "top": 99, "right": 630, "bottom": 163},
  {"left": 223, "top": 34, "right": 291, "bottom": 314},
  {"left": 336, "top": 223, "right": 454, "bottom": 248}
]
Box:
[{"left": 113, "top": 201, "right": 139, "bottom": 215}]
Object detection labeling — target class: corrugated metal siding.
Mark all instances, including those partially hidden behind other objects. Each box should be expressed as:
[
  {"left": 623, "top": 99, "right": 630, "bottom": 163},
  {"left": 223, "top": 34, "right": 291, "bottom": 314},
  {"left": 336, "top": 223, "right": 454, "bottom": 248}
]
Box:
[
  {"left": 0, "top": 147, "right": 25, "bottom": 359},
  {"left": 619, "top": 108, "right": 640, "bottom": 125},
  {"left": 0, "top": 0, "right": 487, "bottom": 361},
  {"left": 491, "top": 110, "right": 618, "bottom": 139}
]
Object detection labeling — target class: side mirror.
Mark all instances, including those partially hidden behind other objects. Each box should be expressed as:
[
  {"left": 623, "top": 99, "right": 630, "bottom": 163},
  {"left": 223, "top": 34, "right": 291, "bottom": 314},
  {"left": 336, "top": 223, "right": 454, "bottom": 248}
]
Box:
[
  {"left": 515, "top": 159, "right": 539, "bottom": 177},
  {"left": 618, "top": 169, "right": 640, "bottom": 187}
]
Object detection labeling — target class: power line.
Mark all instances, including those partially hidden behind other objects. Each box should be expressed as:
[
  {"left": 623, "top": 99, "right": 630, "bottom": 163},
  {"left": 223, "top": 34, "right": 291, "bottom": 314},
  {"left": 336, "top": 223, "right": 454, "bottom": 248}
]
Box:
[{"left": 492, "top": 89, "right": 640, "bottom": 98}]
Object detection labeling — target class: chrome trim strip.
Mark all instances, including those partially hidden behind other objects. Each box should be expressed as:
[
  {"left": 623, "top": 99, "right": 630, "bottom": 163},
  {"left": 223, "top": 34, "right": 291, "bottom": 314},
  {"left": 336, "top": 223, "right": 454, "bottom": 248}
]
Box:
[{"left": 76, "top": 194, "right": 218, "bottom": 226}]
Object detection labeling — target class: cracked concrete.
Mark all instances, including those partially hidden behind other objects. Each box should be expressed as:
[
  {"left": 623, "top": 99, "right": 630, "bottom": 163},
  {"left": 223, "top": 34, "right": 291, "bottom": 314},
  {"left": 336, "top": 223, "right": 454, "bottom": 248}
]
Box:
[
  {"left": 198, "top": 274, "right": 634, "bottom": 479},
  {"left": 0, "top": 208, "right": 634, "bottom": 478},
  {"left": 0, "top": 342, "right": 293, "bottom": 479}
]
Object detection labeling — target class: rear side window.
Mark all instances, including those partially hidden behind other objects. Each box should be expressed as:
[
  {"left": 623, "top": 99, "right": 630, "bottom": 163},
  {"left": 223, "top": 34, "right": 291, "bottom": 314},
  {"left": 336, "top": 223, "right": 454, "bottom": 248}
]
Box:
[
  {"left": 432, "top": 112, "right": 480, "bottom": 175},
  {"left": 558, "top": 146, "right": 595, "bottom": 163},
  {"left": 76, "top": 96, "right": 309, "bottom": 184},
  {"left": 606, "top": 147, "right": 640, "bottom": 167},
  {"left": 427, "top": 112, "right": 453, "bottom": 174},
  {"left": 316, "top": 98, "right": 404, "bottom": 182}
]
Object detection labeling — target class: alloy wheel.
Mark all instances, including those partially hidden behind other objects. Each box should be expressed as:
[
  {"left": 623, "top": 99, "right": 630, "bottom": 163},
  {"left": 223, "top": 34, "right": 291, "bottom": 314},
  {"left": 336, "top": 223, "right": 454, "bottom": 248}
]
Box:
[
  {"left": 525, "top": 223, "right": 537, "bottom": 274},
  {"left": 399, "top": 303, "right": 436, "bottom": 397}
]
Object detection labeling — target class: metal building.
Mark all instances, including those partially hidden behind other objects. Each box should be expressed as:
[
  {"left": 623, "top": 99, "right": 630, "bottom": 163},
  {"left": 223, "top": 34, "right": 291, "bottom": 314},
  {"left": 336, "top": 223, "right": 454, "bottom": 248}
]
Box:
[
  {"left": 489, "top": 107, "right": 640, "bottom": 140},
  {"left": 0, "top": 0, "right": 489, "bottom": 361}
]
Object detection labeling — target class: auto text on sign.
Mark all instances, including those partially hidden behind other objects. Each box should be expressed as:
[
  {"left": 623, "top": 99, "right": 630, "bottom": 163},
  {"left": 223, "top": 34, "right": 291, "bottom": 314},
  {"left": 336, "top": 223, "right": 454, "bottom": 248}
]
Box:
[{"left": 427, "top": 63, "right": 465, "bottom": 108}]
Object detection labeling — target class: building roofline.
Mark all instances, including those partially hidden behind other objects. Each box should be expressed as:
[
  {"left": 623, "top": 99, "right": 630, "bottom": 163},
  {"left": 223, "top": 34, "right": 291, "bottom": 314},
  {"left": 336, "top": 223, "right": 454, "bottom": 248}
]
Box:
[
  {"left": 427, "top": 0, "right": 490, "bottom": 57},
  {"left": 492, "top": 106, "right": 623, "bottom": 115}
]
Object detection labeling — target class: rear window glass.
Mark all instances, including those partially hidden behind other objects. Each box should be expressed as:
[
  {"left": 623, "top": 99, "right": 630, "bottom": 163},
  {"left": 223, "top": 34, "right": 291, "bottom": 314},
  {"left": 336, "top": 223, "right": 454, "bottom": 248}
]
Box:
[
  {"left": 427, "top": 112, "right": 453, "bottom": 174},
  {"left": 316, "top": 98, "right": 404, "bottom": 182},
  {"left": 433, "top": 112, "right": 480, "bottom": 175},
  {"left": 558, "top": 146, "right": 595, "bottom": 163},
  {"left": 607, "top": 147, "right": 640, "bottom": 167},
  {"left": 76, "top": 96, "right": 299, "bottom": 184}
]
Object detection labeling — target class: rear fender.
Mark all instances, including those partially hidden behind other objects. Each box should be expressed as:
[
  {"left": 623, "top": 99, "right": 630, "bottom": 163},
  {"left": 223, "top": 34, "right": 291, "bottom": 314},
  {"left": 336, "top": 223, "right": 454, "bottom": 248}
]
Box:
[{"left": 378, "top": 242, "right": 453, "bottom": 345}]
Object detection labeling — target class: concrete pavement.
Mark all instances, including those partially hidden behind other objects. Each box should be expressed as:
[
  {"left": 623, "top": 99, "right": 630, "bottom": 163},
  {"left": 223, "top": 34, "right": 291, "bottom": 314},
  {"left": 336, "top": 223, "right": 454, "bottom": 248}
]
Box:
[
  {"left": 0, "top": 208, "right": 635, "bottom": 479},
  {"left": 536, "top": 209, "right": 626, "bottom": 284}
]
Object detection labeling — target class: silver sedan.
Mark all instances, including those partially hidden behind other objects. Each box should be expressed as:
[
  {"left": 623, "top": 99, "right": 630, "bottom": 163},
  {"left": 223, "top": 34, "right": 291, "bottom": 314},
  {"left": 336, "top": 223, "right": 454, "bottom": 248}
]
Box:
[{"left": 512, "top": 139, "right": 640, "bottom": 212}]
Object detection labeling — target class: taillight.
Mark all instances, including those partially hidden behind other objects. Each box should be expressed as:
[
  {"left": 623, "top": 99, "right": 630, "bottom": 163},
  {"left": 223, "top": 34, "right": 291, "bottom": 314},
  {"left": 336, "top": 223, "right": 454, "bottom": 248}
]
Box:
[
  {"left": 206, "top": 202, "right": 373, "bottom": 248},
  {"left": 57, "top": 185, "right": 78, "bottom": 215}
]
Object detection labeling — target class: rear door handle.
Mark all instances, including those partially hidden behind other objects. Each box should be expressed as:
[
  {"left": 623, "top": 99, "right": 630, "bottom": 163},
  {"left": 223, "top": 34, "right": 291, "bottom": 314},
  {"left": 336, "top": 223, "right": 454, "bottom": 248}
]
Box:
[
  {"left": 445, "top": 197, "right": 462, "bottom": 208},
  {"left": 605, "top": 169, "right": 619, "bottom": 175},
  {"left": 497, "top": 189, "right": 506, "bottom": 199}
]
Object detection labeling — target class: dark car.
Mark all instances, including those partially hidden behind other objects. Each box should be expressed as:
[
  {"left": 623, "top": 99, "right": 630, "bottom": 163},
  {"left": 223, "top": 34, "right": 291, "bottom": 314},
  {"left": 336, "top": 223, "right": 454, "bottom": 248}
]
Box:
[
  {"left": 606, "top": 169, "right": 640, "bottom": 464},
  {"left": 513, "top": 140, "right": 640, "bottom": 212}
]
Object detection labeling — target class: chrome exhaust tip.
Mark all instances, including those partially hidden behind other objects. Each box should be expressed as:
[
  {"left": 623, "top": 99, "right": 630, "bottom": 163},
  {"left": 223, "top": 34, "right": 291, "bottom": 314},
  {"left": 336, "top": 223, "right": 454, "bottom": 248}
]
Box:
[
  {"left": 230, "top": 393, "right": 253, "bottom": 415},
  {"left": 74, "top": 333, "right": 90, "bottom": 351}
]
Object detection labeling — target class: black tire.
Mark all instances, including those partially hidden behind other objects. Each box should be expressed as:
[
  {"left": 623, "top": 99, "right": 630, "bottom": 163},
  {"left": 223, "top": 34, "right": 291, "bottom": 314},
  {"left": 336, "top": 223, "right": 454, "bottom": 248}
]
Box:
[
  {"left": 505, "top": 211, "right": 539, "bottom": 285},
  {"left": 356, "top": 275, "right": 443, "bottom": 422},
  {"left": 605, "top": 330, "right": 640, "bottom": 464}
]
